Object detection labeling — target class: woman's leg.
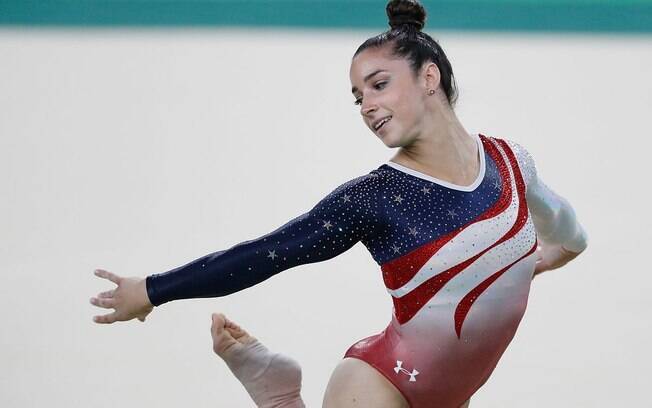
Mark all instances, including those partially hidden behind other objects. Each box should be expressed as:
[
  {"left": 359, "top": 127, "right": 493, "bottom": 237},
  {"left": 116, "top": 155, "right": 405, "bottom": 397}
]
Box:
[
  {"left": 322, "top": 357, "right": 409, "bottom": 408},
  {"left": 322, "top": 358, "right": 472, "bottom": 408},
  {"left": 210, "top": 314, "right": 469, "bottom": 408},
  {"left": 210, "top": 313, "right": 305, "bottom": 408}
]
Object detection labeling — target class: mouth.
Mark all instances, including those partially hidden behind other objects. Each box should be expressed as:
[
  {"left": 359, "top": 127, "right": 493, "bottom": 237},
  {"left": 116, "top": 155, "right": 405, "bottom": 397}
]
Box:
[{"left": 373, "top": 116, "right": 392, "bottom": 132}]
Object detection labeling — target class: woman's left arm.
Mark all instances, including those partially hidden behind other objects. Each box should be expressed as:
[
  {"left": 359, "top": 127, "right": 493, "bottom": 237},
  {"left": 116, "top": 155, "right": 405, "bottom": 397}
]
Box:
[
  {"left": 505, "top": 139, "right": 588, "bottom": 277},
  {"left": 526, "top": 175, "right": 588, "bottom": 276}
]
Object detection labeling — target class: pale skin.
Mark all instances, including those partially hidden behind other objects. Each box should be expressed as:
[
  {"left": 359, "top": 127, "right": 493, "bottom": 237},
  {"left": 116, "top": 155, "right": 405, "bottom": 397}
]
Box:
[{"left": 91, "top": 43, "right": 581, "bottom": 407}]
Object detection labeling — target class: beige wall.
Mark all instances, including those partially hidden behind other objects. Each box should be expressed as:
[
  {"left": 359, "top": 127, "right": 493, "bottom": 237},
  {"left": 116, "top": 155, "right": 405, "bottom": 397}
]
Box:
[{"left": 1, "top": 28, "right": 650, "bottom": 406}]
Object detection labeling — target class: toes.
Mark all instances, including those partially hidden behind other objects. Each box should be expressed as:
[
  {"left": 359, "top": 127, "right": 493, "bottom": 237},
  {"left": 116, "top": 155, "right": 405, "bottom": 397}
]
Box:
[
  {"left": 224, "top": 317, "right": 243, "bottom": 331},
  {"left": 211, "top": 313, "right": 226, "bottom": 335},
  {"left": 211, "top": 314, "right": 253, "bottom": 344}
]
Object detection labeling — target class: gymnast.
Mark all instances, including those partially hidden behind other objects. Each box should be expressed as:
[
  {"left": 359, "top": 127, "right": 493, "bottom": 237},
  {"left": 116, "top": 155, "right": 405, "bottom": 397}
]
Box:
[{"left": 90, "top": 1, "right": 588, "bottom": 407}]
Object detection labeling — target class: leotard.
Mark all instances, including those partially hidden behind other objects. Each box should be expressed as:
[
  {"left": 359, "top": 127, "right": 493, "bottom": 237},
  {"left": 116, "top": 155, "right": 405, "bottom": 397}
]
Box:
[{"left": 146, "top": 133, "right": 587, "bottom": 408}]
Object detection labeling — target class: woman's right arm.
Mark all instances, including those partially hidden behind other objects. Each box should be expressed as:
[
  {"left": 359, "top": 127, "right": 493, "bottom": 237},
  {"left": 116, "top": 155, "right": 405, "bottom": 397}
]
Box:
[
  {"left": 91, "top": 270, "right": 153, "bottom": 324},
  {"left": 91, "top": 172, "right": 382, "bottom": 322},
  {"left": 145, "top": 172, "right": 381, "bottom": 306}
]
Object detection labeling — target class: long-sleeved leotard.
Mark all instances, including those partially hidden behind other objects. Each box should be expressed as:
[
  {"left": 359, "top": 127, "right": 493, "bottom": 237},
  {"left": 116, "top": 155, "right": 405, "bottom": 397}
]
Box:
[{"left": 146, "top": 133, "right": 587, "bottom": 408}]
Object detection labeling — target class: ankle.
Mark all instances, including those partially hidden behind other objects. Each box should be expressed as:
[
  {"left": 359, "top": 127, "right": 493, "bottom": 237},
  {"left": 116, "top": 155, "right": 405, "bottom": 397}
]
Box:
[{"left": 221, "top": 339, "right": 305, "bottom": 408}]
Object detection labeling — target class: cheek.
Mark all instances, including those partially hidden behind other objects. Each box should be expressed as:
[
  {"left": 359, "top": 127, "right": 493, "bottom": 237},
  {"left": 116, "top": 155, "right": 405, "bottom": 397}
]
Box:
[
  {"left": 391, "top": 97, "right": 425, "bottom": 145},
  {"left": 394, "top": 96, "right": 421, "bottom": 127}
]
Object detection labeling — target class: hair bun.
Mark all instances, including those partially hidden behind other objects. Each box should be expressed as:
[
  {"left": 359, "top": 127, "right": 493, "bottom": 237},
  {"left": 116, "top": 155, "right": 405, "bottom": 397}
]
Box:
[{"left": 387, "top": 0, "right": 426, "bottom": 31}]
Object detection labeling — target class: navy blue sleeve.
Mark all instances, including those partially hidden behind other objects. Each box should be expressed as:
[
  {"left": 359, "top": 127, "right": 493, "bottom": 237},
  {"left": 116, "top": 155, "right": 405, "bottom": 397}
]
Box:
[{"left": 145, "top": 172, "right": 381, "bottom": 306}]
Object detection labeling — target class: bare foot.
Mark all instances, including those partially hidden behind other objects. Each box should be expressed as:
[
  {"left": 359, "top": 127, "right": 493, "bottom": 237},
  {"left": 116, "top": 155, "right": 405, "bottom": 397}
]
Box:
[
  {"left": 211, "top": 313, "right": 257, "bottom": 358},
  {"left": 210, "top": 313, "right": 305, "bottom": 408}
]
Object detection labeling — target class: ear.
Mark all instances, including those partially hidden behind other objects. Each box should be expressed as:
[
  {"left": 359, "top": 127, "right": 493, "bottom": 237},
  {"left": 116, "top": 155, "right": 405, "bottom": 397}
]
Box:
[{"left": 421, "top": 62, "right": 441, "bottom": 92}]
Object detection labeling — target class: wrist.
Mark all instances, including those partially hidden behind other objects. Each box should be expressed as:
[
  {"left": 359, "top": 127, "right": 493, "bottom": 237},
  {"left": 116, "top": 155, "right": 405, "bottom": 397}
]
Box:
[{"left": 140, "top": 278, "right": 154, "bottom": 308}]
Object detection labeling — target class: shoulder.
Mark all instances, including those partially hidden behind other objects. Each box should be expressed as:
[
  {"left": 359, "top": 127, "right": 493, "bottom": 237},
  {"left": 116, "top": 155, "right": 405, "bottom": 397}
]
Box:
[
  {"left": 312, "top": 166, "right": 390, "bottom": 212},
  {"left": 492, "top": 137, "right": 538, "bottom": 186},
  {"left": 329, "top": 167, "right": 387, "bottom": 195}
]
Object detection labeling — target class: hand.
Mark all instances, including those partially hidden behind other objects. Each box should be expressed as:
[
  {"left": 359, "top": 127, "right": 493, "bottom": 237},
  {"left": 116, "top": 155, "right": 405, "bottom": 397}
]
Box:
[
  {"left": 91, "top": 269, "right": 154, "bottom": 324},
  {"left": 533, "top": 241, "right": 582, "bottom": 277}
]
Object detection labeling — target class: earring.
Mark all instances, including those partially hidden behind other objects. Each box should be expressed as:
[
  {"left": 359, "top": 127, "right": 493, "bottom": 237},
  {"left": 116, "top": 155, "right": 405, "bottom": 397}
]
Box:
[{"left": 428, "top": 89, "right": 436, "bottom": 95}]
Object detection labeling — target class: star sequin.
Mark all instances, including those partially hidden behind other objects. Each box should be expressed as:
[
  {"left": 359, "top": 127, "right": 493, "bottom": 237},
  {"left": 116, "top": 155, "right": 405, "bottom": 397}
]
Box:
[
  {"left": 493, "top": 180, "right": 501, "bottom": 190},
  {"left": 323, "top": 220, "right": 333, "bottom": 231},
  {"left": 408, "top": 227, "right": 418, "bottom": 237},
  {"left": 342, "top": 194, "right": 351, "bottom": 203},
  {"left": 447, "top": 209, "right": 458, "bottom": 219},
  {"left": 393, "top": 194, "right": 404, "bottom": 204},
  {"left": 391, "top": 244, "right": 401, "bottom": 254},
  {"left": 267, "top": 250, "right": 278, "bottom": 260},
  {"left": 421, "top": 186, "right": 431, "bottom": 194}
]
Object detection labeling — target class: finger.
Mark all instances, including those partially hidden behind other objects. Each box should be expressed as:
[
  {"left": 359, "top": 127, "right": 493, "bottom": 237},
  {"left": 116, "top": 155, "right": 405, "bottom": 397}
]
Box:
[
  {"left": 97, "top": 289, "right": 115, "bottom": 299},
  {"left": 93, "top": 312, "right": 119, "bottom": 324},
  {"left": 94, "top": 269, "right": 121, "bottom": 285},
  {"left": 534, "top": 260, "right": 548, "bottom": 274},
  {"left": 90, "top": 297, "right": 116, "bottom": 309}
]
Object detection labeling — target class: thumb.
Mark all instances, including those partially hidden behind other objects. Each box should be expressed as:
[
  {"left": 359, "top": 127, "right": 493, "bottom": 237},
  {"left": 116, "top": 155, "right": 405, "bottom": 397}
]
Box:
[{"left": 535, "top": 245, "right": 544, "bottom": 262}]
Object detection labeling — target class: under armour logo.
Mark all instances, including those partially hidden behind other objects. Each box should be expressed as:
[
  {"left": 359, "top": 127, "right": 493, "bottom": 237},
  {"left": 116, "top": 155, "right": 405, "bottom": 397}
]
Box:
[{"left": 394, "top": 360, "right": 419, "bottom": 382}]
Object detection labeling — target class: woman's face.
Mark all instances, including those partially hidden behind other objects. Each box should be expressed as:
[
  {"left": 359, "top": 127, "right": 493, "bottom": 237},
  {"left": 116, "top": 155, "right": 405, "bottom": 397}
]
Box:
[{"left": 349, "top": 46, "right": 431, "bottom": 148}]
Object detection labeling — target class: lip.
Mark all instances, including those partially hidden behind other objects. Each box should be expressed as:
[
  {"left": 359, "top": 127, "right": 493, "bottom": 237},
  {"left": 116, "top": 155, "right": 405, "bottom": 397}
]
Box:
[
  {"left": 372, "top": 116, "right": 392, "bottom": 132},
  {"left": 376, "top": 118, "right": 391, "bottom": 134}
]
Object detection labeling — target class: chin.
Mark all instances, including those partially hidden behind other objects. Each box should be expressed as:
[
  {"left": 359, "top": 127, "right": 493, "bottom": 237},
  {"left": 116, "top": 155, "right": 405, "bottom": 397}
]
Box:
[
  {"left": 381, "top": 137, "right": 402, "bottom": 148},
  {"left": 379, "top": 132, "right": 408, "bottom": 148}
]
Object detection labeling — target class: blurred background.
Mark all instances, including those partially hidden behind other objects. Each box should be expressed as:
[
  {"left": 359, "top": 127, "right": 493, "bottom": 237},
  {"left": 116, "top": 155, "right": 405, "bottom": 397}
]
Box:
[{"left": 1, "top": 1, "right": 650, "bottom": 407}]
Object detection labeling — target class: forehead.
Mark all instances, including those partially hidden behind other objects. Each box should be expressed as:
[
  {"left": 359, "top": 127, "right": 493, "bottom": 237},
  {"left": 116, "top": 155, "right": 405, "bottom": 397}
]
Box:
[{"left": 349, "top": 47, "right": 408, "bottom": 82}]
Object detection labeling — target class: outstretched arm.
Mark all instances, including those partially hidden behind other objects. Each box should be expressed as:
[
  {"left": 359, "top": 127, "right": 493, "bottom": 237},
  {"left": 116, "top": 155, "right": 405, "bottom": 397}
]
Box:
[
  {"left": 91, "top": 172, "right": 381, "bottom": 322},
  {"left": 145, "top": 173, "right": 380, "bottom": 306}
]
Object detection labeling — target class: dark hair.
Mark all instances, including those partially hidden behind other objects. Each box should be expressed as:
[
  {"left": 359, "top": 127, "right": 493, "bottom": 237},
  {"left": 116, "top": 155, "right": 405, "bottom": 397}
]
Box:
[{"left": 354, "top": 0, "right": 459, "bottom": 108}]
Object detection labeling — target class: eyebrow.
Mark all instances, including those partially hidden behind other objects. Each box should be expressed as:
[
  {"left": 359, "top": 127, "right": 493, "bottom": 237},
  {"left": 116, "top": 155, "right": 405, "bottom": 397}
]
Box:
[{"left": 351, "top": 69, "right": 388, "bottom": 94}]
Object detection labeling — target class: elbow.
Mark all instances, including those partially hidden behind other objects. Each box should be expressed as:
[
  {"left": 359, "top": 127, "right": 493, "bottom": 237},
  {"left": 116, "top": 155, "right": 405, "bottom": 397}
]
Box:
[{"left": 562, "top": 223, "right": 588, "bottom": 254}]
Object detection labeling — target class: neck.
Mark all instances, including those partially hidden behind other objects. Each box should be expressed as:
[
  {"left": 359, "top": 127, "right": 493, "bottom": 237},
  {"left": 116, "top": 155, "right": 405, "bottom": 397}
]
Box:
[{"left": 390, "top": 106, "right": 478, "bottom": 185}]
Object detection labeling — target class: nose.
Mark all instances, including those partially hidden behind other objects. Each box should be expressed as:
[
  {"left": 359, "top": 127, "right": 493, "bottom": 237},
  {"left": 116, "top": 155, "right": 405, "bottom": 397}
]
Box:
[{"left": 361, "top": 100, "right": 377, "bottom": 117}]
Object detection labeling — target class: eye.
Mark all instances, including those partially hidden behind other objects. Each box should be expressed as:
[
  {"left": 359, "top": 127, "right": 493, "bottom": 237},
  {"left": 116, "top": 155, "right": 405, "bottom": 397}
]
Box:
[{"left": 353, "top": 81, "right": 388, "bottom": 106}]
